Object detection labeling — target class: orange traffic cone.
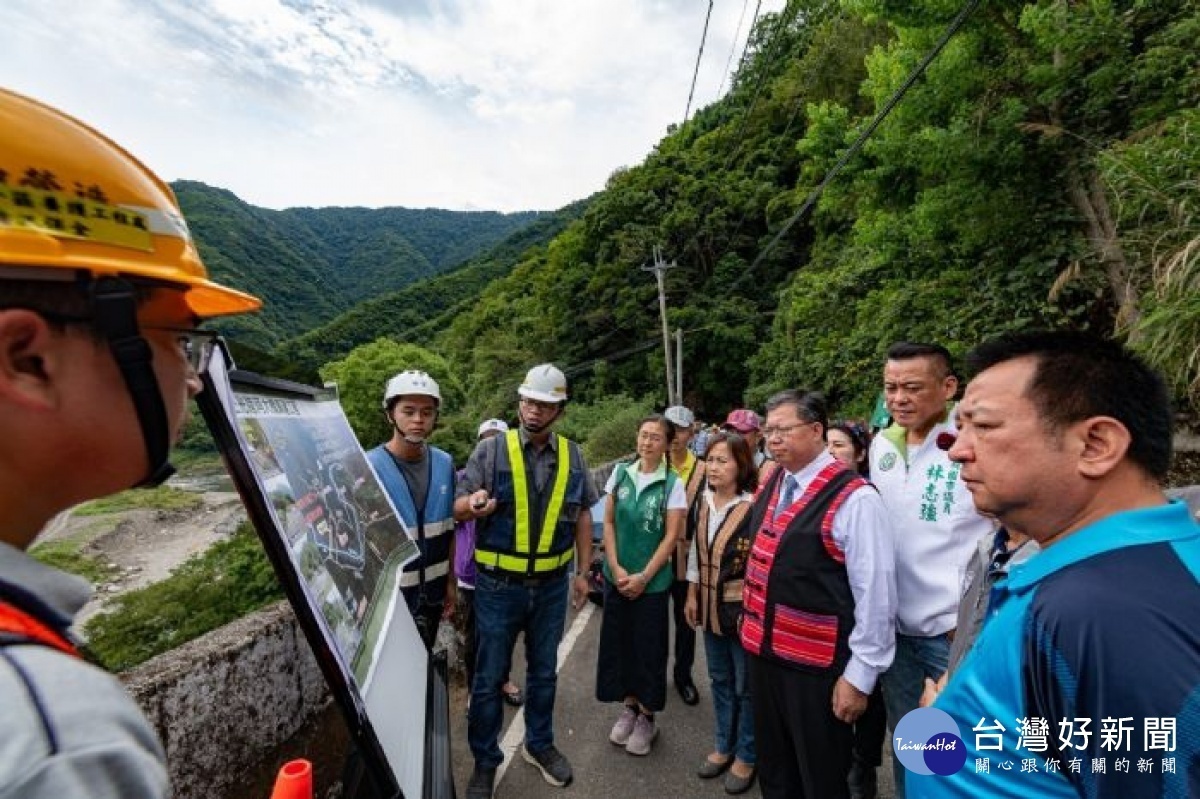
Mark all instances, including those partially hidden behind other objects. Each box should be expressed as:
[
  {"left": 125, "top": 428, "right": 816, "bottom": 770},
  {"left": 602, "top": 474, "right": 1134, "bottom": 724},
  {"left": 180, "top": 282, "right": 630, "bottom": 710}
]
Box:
[{"left": 269, "top": 759, "right": 313, "bottom": 799}]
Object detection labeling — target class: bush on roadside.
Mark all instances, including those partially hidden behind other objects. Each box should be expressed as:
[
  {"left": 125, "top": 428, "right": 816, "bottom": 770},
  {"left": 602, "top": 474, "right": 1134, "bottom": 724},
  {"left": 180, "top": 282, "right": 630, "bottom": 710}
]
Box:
[
  {"left": 29, "top": 539, "right": 115, "bottom": 585},
  {"left": 555, "top": 393, "right": 654, "bottom": 466},
  {"left": 74, "top": 485, "right": 203, "bottom": 517},
  {"left": 84, "top": 522, "right": 282, "bottom": 671}
]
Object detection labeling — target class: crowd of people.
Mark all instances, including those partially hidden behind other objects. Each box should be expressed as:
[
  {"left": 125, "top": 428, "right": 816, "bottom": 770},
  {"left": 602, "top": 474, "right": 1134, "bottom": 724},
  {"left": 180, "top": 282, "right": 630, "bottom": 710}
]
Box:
[
  {"left": 438, "top": 337, "right": 1197, "bottom": 799},
  {"left": 3, "top": 89, "right": 1198, "bottom": 799},
  {"left": 412, "top": 336, "right": 1198, "bottom": 799}
]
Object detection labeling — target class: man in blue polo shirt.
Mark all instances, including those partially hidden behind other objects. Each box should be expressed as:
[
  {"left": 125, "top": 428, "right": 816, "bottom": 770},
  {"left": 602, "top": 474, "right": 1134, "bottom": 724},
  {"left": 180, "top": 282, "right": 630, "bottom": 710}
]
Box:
[{"left": 910, "top": 331, "right": 1200, "bottom": 798}]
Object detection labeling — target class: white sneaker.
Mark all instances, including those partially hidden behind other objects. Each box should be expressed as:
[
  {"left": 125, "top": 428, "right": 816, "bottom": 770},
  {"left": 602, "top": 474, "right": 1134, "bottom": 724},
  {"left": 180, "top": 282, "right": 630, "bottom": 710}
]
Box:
[
  {"left": 625, "top": 714, "right": 658, "bottom": 756},
  {"left": 609, "top": 705, "right": 637, "bottom": 746}
]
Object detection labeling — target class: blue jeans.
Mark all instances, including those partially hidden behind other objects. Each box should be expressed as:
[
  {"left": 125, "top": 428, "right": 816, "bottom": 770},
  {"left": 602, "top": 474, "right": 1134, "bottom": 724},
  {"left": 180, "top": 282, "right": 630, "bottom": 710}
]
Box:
[
  {"left": 882, "top": 632, "right": 950, "bottom": 799},
  {"left": 704, "top": 630, "right": 755, "bottom": 765},
  {"left": 468, "top": 570, "right": 569, "bottom": 768}
]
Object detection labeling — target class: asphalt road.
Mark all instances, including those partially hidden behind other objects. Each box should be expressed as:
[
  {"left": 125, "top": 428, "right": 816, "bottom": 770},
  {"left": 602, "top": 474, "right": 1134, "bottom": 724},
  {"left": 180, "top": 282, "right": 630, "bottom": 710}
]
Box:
[{"left": 449, "top": 601, "right": 897, "bottom": 799}]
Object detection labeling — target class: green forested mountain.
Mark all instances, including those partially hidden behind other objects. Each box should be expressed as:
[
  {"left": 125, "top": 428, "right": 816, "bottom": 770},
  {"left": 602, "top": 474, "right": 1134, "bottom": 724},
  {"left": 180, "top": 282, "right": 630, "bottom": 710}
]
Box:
[
  {"left": 195, "top": 0, "right": 1197, "bottom": 465},
  {"left": 281, "top": 199, "right": 590, "bottom": 375},
  {"left": 172, "top": 181, "right": 536, "bottom": 348}
]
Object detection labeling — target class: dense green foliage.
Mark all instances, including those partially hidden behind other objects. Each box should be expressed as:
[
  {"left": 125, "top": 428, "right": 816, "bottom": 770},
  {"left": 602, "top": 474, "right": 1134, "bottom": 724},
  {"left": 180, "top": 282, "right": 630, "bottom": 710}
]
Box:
[
  {"left": 282, "top": 200, "right": 589, "bottom": 375},
  {"left": 1100, "top": 107, "right": 1200, "bottom": 402},
  {"left": 748, "top": 0, "right": 1199, "bottom": 413},
  {"left": 173, "top": 181, "right": 535, "bottom": 349},
  {"left": 84, "top": 522, "right": 283, "bottom": 671},
  {"left": 319, "top": 338, "right": 468, "bottom": 460},
  {"left": 555, "top": 394, "right": 657, "bottom": 465}
]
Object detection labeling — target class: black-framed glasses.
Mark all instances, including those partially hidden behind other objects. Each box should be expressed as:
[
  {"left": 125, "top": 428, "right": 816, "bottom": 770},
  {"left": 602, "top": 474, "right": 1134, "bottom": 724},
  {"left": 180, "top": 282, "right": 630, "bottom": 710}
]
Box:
[
  {"left": 762, "top": 421, "right": 814, "bottom": 439},
  {"left": 6, "top": 309, "right": 219, "bottom": 374},
  {"left": 141, "top": 326, "right": 220, "bottom": 374}
]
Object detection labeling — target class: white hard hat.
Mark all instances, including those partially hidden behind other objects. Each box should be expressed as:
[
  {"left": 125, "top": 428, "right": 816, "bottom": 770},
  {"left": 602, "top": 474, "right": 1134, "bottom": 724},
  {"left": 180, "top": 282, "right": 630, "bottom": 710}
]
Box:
[
  {"left": 518, "top": 364, "right": 568, "bottom": 404},
  {"left": 383, "top": 370, "right": 442, "bottom": 408},
  {"left": 477, "top": 418, "right": 509, "bottom": 439},
  {"left": 664, "top": 405, "right": 694, "bottom": 428}
]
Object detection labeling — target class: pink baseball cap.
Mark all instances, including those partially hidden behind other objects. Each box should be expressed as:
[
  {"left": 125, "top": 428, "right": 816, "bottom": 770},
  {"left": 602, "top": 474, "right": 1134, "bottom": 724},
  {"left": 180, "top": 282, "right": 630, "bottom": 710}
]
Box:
[{"left": 723, "top": 409, "right": 761, "bottom": 433}]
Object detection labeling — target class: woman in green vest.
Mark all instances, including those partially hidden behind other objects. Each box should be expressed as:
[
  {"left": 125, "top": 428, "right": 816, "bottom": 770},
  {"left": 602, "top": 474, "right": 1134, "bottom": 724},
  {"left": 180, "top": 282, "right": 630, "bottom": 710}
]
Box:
[{"left": 596, "top": 414, "right": 687, "bottom": 756}]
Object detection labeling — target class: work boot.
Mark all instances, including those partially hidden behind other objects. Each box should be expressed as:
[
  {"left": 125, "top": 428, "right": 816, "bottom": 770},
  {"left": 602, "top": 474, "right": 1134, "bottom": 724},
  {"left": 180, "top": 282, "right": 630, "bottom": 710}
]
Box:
[
  {"left": 609, "top": 704, "right": 638, "bottom": 746},
  {"left": 625, "top": 713, "right": 659, "bottom": 756},
  {"left": 466, "top": 765, "right": 495, "bottom": 799},
  {"left": 522, "top": 743, "right": 574, "bottom": 787}
]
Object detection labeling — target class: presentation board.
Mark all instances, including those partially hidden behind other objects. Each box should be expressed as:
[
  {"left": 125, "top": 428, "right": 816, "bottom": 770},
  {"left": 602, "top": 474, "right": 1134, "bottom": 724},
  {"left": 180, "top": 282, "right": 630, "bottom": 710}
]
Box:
[{"left": 197, "top": 344, "right": 453, "bottom": 799}]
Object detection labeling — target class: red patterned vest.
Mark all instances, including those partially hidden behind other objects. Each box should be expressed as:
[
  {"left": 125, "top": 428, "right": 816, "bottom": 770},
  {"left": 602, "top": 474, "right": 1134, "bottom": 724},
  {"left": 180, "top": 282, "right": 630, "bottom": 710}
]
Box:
[{"left": 740, "top": 461, "right": 867, "bottom": 673}]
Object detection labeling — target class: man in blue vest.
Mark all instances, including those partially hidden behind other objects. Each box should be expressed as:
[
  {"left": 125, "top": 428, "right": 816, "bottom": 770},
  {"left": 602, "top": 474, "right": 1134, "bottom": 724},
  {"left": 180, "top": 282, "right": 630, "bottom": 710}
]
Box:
[
  {"left": 366, "top": 370, "right": 457, "bottom": 649},
  {"left": 911, "top": 331, "right": 1200, "bottom": 798},
  {"left": 456, "top": 364, "right": 599, "bottom": 799}
]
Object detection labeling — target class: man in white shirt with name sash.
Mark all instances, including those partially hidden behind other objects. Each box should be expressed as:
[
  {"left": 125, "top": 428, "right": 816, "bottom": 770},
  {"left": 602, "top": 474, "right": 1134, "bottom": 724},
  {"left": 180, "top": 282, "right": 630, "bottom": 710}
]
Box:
[{"left": 869, "top": 342, "right": 992, "bottom": 798}]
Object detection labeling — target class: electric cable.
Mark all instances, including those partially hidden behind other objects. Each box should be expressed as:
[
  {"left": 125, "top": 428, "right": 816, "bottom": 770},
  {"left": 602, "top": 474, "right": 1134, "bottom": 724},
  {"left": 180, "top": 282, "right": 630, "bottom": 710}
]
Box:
[
  {"left": 716, "top": 0, "right": 755, "bottom": 100},
  {"left": 683, "top": 1, "right": 715, "bottom": 125},
  {"left": 733, "top": 0, "right": 987, "bottom": 287}
]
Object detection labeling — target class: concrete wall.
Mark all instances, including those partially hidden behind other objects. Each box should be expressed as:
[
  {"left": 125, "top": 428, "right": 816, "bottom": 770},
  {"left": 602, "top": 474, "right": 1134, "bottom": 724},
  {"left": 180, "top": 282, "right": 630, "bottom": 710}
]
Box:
[{"left": 121, "top": 601, "right": 338, "bottom": 799}]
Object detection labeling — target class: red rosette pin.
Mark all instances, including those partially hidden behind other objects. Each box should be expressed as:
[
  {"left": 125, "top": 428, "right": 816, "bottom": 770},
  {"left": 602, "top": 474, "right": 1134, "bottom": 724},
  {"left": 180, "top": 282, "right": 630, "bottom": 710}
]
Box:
[{"left": 935, "top": 432, "right": 957, "bottom": 451}]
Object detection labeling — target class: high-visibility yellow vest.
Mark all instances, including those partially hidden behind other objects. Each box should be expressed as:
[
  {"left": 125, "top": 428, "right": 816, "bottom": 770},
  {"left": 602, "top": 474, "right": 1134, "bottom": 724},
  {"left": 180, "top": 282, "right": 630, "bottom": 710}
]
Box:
[{"left": 475, "top": 430, "right": 582, "bottom": 575}]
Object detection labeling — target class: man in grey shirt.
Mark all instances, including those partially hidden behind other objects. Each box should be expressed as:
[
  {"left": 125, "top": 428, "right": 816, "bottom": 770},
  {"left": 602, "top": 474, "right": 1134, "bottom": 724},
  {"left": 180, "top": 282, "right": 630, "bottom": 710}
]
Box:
[
  {"left": 0, "top": 88, "right": 263, "bottom": 798},
  {"left": 455, "top": 364, "right": 598, "bottom": 799}
]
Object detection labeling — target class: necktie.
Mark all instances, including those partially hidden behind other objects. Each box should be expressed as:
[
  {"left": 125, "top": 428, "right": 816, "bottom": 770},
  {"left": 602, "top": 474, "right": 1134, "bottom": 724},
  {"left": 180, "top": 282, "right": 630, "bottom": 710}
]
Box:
[{"left": 774, "top": 475, "right": 798, "bottom": 520}]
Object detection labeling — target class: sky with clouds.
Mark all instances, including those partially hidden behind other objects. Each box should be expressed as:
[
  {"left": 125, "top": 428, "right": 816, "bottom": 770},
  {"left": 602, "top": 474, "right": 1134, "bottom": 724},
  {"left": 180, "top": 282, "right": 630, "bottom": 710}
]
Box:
[{"left": 0, "top": 0, "right": 783, "bottom": 212}]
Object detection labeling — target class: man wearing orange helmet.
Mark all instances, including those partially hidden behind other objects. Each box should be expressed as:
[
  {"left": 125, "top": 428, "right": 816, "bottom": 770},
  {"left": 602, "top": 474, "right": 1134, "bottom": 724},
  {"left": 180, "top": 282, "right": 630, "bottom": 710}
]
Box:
[{"left": 0, "top": 89, "right": 261, "bottom": 797}]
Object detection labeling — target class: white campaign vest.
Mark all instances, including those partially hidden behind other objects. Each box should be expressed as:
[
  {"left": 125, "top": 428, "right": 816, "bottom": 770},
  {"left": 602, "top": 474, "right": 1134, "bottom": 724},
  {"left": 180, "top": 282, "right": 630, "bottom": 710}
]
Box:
[{"left": 869, "top": 410, "right": 992, "bottom": 637}]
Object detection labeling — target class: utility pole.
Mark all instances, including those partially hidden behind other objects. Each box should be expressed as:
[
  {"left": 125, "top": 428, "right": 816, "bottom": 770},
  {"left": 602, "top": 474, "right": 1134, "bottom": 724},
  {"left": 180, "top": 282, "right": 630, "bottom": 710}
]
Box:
[
  {"left": 642, "top": 246, "right": 677, "bottom": 407},
  {"left": 675, "top": 327, "right": 684, "bottom": 407}
]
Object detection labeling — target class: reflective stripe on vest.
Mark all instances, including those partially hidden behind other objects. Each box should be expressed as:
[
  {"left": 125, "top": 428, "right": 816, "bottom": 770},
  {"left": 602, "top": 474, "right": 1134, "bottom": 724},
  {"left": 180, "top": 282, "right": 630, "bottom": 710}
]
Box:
[
  {"left": 475, "top": 429, "right": 573, "bottom": 574},
  {"left": 0, "top": 600, "right": 80, "bottom": 657}
]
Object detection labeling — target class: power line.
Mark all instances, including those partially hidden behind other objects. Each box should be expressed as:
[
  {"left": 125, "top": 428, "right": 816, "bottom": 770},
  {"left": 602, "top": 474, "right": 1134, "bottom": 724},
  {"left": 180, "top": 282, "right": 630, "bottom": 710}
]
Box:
[
  {"left": 682, "top": 0, "right": 715, "bottom": 126},
  {"left": 563, "top": 0, "right": 982, "bottom": 387},
  {"left": 568, "top": 2, "right": 800, "bottom": 373},
  {"left": 732, "top": 0, "right": 987, "bottom": 289},
  {"left": 716, "top": 0, "right": 755, "bottom": 101},
  {"left": 561, "top": 319, "right": 729, "bottom": 379},
  {"left": 720, "top": 1, "right": 801, "bottom": 173}
]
